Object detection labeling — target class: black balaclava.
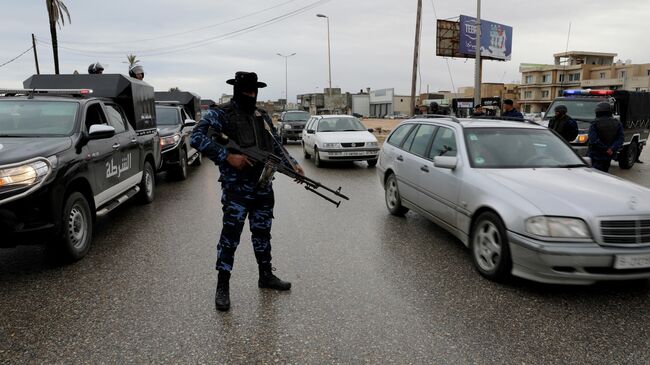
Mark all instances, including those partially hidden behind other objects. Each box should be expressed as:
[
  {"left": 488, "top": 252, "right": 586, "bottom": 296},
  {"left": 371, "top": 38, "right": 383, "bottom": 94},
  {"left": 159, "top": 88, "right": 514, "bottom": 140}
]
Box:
[{"left": 233, "top": 84, "right": 258, "bottom": 112}]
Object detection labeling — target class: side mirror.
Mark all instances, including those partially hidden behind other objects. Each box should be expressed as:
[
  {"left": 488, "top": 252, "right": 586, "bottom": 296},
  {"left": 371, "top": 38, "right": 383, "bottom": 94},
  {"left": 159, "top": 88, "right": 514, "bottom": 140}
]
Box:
[
  {"left": 433, "top": 156, "right": 458, "bottom": 170},
  {"left": 306, "top": 129, "right": 315, "bottom": 134},
  {"left": 582, "top": 157, "right": 592, "bottom": 167},
  {"left": 367, "top": 128, "right": 375, "bottom": 133},
  {"left": 88, "top": 124, "right": 115, "bottom": 140},
  {"left": 184, "top": 119, "right": 197, "bottom": 127}
]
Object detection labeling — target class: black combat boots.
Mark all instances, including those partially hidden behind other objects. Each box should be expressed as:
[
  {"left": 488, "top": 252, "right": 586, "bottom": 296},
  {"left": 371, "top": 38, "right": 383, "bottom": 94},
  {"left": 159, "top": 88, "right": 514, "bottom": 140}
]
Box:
[
  {"left": 215, "top": 270, "right": 231, "bottom": 311},
  {"left": 258, "top": 264, "right": 291, "bottom": 290}
]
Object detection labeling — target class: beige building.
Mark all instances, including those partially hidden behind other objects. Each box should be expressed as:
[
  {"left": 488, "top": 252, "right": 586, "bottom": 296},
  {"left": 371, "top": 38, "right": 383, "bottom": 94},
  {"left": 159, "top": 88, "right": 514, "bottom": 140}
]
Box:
[{"left": 519, "top": 51, "right": 650, "bottom": 113}]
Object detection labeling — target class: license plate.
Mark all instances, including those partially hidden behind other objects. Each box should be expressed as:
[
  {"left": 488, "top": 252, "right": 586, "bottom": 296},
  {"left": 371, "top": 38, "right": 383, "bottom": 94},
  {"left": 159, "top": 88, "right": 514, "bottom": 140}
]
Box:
[
  {"left": 344, "top": 151, "right": 373, "bottom": 156},
  {"left": 614, "top": 254, "right": 650, "bottom": 269}
]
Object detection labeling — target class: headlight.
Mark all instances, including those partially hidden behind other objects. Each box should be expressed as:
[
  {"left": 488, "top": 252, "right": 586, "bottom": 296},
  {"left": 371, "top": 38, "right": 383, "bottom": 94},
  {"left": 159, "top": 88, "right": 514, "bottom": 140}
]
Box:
[
  {"left": 367, "top": 142, "right": 379, "bottom": 147},
  {"left": 160, "top": 134, "right": 181, "bottom": 147},
  {"left": 525, "top": 216, "right": 591, "bottom": 239},
  {"left": 0, "top": 158, "right": 51, "bottom": 193},
  {"left": 574, "top": 134, "right": 588, "bottom": 144},
  {"left": 283, "top": 124, "right": 292, "bottom": 130},
  {"left": 323, "top": 143, "right": 341, "bottom": 148}
]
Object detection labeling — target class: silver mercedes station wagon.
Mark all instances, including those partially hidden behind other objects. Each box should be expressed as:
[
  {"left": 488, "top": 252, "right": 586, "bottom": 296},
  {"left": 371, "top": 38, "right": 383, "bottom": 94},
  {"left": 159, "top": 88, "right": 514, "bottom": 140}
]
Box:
[{"left": 378, "top": 117, "right": 650, "bottom": 285}]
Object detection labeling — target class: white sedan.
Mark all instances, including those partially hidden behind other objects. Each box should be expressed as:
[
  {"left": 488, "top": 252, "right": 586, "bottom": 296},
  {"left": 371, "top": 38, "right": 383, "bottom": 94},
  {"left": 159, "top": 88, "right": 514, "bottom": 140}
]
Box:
[{"left": 301, "top": 115, "right": 380, "bottom": 167}]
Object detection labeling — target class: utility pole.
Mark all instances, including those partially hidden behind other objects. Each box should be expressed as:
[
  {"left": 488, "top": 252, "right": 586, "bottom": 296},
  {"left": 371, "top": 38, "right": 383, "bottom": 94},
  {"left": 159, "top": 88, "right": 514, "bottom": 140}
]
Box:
[
  {"left": 277, "top": 53, "right": 296, "bottom": 111},
  {"left": 31, "top": 34, "right": 40, "bottom": 75},
  {"left": 410, "top": 0, "right": 422, "bottom": 117},
  {"left": 473, "top": 0, "right": 482, "bottom": 106}
]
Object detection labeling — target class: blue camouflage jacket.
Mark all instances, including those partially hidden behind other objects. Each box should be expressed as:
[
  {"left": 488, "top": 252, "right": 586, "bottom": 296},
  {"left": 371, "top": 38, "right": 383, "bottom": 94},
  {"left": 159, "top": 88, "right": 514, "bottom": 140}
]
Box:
[{"left": 190, "top": 102, "right": 296, "bottom": 183}]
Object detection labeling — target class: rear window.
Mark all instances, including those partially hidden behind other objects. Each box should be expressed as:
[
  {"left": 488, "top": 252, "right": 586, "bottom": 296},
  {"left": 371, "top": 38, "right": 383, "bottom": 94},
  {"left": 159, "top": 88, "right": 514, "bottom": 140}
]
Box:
[
  {"left": 387, "top": 124, "right": 414, "bottom": 147},
  {"left": 0, "top": 100, "right": 78, "bottom": 136},
  {"left": 156, "top": 106, "right": 181, "bottom": 125},
  {"left": 283, "top": 112, "right": 310, "bottom": 121}
]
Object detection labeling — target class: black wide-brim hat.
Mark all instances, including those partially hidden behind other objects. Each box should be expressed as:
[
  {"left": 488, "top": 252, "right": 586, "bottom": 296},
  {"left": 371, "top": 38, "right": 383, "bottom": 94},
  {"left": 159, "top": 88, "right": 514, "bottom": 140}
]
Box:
[{"left": 226, "top": 71, "right": 267, "bottom": 88}]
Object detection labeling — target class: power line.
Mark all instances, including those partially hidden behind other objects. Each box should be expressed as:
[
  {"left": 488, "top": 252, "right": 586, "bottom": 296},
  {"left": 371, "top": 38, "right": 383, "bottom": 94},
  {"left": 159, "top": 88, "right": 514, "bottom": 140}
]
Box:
[
  {"left": 429, "top": 0, "right": 455, "bottom": 92},
  {"left": 47, "top": 0, "right": 302, "bottom": 46},
  {"left": 0, "top": 46, "right": 34, "bottom": 68},
  {"left": 37, "top": 0, "right": 330, "bottom": 58}
]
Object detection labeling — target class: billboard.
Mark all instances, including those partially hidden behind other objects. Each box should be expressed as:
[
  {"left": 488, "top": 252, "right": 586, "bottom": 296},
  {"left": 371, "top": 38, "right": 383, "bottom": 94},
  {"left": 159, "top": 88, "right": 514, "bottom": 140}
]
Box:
[
  {"left": 459, "top": 15, "right": 512, "bottom": 61},
  {"left": 436, "top": 20, "right": 465, "bottom": 58}
]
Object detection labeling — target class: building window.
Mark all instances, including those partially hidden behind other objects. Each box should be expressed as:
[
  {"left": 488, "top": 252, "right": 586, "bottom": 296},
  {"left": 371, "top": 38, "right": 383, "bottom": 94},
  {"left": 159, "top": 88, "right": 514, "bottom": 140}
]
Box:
[
  {"left": 523, "top": 91, "right": 533, "bottom": 99},
  {"left": 569, "top": 73, "right": 581, "bottom": 81},
  {"left": 558, "top": 89, "right": 564, "bottom": 97},
  {"left": 525, "top": 75, "right": 534, "bottom": 84},
  {"left": 542, "top": 74, "right": 551, "bottom": 83},
  {"left": 541, "top": 90, "right": 550, "bottom": 98},
  {"left": 647, "top": 70, "right": 650, "bottom": 76},
  {"left": 620, "top": 70, "right": 627, "bottom": 78},
  {"left": 600, "top": 72, "right": 606, "bottom": 79},
  {"left": 524, "top": 105, "right": 532, "bottom": 113},
  {"left": 558, "top": 74, "right": 565, "bottom": 82}
]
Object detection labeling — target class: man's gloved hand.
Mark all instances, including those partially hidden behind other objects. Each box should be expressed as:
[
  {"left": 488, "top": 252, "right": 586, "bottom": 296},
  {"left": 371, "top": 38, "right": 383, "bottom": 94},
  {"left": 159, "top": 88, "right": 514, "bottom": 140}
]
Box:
[
  {"left": 294, "top": 164, "right": 305, "bottom": 176},
  {"left": 226, "top": 153, "right": 253, "bottom": 170},
  {"left": 606, "top": 148, "right": 614, "bottom": 156}
]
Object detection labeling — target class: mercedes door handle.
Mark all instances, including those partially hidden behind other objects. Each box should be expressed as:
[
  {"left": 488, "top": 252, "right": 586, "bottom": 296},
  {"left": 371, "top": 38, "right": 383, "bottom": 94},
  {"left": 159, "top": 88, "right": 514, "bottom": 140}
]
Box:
[
  {"left": 396, "top": 155, "right": 404, "bottom": 162},
  {"left": 112, "top": 143, "right": 121, "bottom": 149},
  {"left": 420, "top": 165, "right": 430, "bottom": 172},
  {"left": 130, "top": 138, "right": 137, "bottom": 144}
]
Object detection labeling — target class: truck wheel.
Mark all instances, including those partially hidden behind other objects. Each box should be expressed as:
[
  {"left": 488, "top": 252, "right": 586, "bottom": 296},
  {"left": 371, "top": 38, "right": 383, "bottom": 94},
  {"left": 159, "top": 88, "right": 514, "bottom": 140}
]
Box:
[
  {"left": 58, "top": 192, "right": 93, "bottom": 261},
  {"left": 619, "top": 141, "right": 638, "bottom": 169},
  {"left": 138, "top": 161, "right": 155, "bottom": 204},
  {"left": 175, "top": 149, "right": 189, "bottom": 180}
]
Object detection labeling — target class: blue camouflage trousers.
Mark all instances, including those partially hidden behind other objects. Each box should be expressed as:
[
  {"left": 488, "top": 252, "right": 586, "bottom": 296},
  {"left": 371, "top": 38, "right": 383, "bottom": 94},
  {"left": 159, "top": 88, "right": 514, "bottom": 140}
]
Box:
[{"left": 216, "top": 182, "right": 274, "bottom": 272}]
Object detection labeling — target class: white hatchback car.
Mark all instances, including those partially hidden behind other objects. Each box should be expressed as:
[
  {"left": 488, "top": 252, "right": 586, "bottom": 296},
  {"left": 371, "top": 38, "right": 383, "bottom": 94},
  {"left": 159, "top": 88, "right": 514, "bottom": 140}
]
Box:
[{"left": 302, "top": 115, "right": 380, "bottom": 167}]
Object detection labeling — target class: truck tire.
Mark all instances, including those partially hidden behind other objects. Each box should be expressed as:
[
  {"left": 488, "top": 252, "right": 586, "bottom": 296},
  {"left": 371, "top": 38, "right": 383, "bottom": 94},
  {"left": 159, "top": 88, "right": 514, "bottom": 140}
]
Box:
[
  {"left": 138, "top": 161, "right": 155, "bottom": 204},
  {"left": 174, "top": 149, "right": 189, "bottom": 180},
  {"left": 58, "top": 192, "right": 93, "bottom": 261},
  {"left": 618, "top": 141, "right": 638, "bottom": 169}
]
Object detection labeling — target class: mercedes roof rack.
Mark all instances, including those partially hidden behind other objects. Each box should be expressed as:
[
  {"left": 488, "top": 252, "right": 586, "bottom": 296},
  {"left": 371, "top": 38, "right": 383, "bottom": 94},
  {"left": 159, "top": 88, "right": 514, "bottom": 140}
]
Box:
[
  {"left": 469, "top": 115, "right": 540, "bottom": 125},
  {"left": 415, "top": 114, "right": 462, "bottom": 123}
]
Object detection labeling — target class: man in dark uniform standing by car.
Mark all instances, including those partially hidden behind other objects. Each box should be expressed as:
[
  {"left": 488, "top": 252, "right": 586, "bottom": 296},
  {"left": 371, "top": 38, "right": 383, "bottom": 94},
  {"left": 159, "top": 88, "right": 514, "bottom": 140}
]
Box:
[
  {"left": 588, "top": 102, "right": 624, "bottom": 172},
  {"left": 190, "top": 71, "right": 304, "bottom": 312},
  {"left": 548, "top": 104, "right": 579, "bottom": 143},
  {"left": 501, "top": 99, "right": 524, "bottom": 119}
]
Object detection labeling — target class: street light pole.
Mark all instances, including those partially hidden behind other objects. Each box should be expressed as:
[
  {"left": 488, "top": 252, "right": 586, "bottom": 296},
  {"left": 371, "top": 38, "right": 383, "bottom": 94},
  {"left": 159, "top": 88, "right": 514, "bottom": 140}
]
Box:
[
  {"left": 316, "top": 14, "right": 332, "bottom": 102},
  {"left": 277, "top": 52, "right": 296, "bottom": 111}
]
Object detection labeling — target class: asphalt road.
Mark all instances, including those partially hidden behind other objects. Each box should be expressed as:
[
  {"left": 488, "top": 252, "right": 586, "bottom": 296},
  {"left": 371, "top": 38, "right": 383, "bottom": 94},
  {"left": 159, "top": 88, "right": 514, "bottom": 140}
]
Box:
[{"left": 1, "top": 145, "right": 649, "bottom": 364}]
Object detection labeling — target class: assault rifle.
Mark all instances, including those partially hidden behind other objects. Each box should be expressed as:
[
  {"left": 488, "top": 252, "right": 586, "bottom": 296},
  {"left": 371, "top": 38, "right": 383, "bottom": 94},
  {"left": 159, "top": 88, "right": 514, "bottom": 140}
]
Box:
[{"left": 212, "top": 132, "right": 350, "bottom": 208}]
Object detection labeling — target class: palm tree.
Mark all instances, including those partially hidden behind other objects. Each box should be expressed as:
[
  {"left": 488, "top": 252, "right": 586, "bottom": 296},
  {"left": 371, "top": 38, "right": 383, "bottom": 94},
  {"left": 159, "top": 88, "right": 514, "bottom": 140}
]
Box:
[
  {"left": 45, "top": 0, "right": 71, "bottom": 74},
  {"left": 126, "top": 54, "right": 140, "bottom": 67}
]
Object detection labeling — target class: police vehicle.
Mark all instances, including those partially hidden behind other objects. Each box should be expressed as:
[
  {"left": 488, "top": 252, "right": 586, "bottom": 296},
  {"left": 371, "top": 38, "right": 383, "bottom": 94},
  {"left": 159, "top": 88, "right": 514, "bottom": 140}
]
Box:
[
  {"left": 0, "top": 74, "right": 161, "bottom": 260},
  {"left": 543, "top": 89, "right": 650, "bottom": 168},
  {"left": 154, "top": 91, "right": 202, "bottom": 180}
]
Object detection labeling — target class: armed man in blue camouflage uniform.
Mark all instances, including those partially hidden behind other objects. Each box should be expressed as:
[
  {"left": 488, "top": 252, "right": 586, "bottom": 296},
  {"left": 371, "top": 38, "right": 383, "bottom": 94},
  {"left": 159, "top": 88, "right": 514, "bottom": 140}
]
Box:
[{"left": 190, "top": 72, "right": 304, "bottom": 311}]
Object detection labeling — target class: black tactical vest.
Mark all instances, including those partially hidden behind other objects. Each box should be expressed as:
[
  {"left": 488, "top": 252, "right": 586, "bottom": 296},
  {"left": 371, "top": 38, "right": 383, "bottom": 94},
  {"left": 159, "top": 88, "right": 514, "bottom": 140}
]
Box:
[
  {"left": 593, "top": 116, "right": 621, "bottom": 146},
  {"left": 219, "top": 102, "right": 275, "bottom": 153}
]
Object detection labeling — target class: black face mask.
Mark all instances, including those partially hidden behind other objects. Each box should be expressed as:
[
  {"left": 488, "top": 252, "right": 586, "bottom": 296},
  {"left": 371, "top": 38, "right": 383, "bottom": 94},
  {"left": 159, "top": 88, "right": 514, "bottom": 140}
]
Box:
[{"left": 233, "top": 85, "right": 258, "bottom": 112}]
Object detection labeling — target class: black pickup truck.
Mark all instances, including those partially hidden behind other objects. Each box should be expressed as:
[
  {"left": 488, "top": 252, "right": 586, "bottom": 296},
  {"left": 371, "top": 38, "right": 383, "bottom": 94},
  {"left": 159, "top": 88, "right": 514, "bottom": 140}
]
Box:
[
  {"left": 543, "top": 89, "right": 650, "bottom": 169},
  {"left": 0, "top": 74, "right": 161, "bottom": 260},
  {"left": 154, "top": 91, "right": 201, "bottom": 180}
]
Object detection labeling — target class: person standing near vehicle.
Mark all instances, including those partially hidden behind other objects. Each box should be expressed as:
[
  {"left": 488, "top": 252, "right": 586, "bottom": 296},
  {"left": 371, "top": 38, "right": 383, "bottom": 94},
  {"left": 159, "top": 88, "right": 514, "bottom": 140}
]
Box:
[
  {"left": 190, "top": 71, "right": 304, "bottom": 312},
  {"left": 88, "top": 62, "right": 104, "bottom": 74},
  {"left": 472, "top": 104, "right": 485, "bottom": 117},
  {"left": 588, "top": 102, "right": 624, "bottom": 172},
  {"left": 501, "top": 99, "right": 523, "bottom": 119},
  {"left": 429, "top": 101, "right": 448, "bottom": 115},
  {"left": 129, "top": 64, "right": 145, "bottom": 80},
  {"left": 548, "top": 104, "right": 579, "bottom": 143}
]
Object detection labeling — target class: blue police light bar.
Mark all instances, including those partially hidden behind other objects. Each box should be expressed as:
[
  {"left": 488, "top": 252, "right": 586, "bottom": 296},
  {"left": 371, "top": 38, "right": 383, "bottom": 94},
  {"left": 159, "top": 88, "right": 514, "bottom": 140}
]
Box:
[{"left": 563, "top": 89, "right": 615, "bottom": 96}]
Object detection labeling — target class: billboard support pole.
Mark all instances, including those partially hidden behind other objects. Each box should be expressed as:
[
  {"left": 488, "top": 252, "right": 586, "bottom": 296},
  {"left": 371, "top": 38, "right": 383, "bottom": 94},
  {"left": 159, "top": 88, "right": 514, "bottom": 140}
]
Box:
[
  {"left": 410, "top": 0, "right": 422, "bottom": 117},
  {"left": 473, "top": 0, "right": 482, "bottom": 106}
]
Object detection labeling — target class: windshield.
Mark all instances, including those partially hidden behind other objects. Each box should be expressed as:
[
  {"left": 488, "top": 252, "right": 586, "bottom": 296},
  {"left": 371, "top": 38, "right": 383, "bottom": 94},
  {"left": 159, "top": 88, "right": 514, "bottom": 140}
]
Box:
[
  {"left": 0, "top": 100, "right": 78, "bottom": 136},
  {"left": 283, "top": 112, "right": 310, "bottom": 121},
  {"left": 156, "top": 107, "right": 181, "bottom": 125},
  {"left": 465, "top": 128, "right": 585, "bottom": 168},
  {"left": 543, "top": 99, "right": 604, "bottom": 129},
  {"left": 317, "top": 117, "right": 366, "bottom": 132}
]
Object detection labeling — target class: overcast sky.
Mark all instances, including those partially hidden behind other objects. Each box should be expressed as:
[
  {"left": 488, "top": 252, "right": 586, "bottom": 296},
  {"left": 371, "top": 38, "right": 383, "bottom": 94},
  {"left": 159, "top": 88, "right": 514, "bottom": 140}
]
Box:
[{"left": 1, "top": 0, "right": 649, "bottom": 102}]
